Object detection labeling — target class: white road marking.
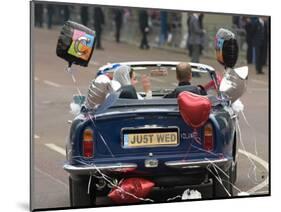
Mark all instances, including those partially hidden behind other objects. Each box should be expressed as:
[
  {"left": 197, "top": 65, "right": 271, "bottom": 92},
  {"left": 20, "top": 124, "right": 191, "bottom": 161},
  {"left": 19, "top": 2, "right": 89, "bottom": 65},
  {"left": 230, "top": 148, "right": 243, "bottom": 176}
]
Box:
[
  {"left": 238, "top": 149, "right": 269, "bottom": 194},
  {"left": 43, "top": 80, "right": 62, "bottom": 88},
  {"left": 45, "top": 143, "right": 66, "bottom": 156},
  {"left": 248, "top": 88, "right": 268, "bottom": 92},
  {"left": 90, "top": 61, "right": 100, "bottom": 66},
  {"left": 34, "top": 134, "right": 40, "bottom": 139},
  {"left": 42, "top": 100, "right": 52, "bottom": 104},
  {"left": 250, "top": 190, "right": 269, "bottom": 195},
  {"left": 35, "top": 166, "right": 68, "bottom": 189},
  {"left": 251, "top": 79, "right": 268, "bottom": 86}
]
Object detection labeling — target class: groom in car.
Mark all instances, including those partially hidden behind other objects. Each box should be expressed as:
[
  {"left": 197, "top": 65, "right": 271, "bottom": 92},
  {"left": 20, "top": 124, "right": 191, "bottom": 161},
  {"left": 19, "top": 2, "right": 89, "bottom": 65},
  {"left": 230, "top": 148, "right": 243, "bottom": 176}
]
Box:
[{"left": 164, "top": 62, "right": 206, "bottom": 98}]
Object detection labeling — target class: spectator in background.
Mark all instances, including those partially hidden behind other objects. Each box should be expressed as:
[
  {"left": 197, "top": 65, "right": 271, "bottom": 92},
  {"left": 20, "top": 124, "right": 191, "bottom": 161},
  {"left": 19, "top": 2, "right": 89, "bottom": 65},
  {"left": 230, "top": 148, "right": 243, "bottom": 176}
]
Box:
[
  {"left": 167, "top": 13, "right": 174, "bottom": 45},
  {"left": 187, "top": 14, "right": 192, "bottom": 56},
  {"left": 35, "top": 3, "right": 43, "bottom": 28},
  {"left": 138, "top": 10, "right": 150, "bottom": 49},
  {"left": 245, "top": 17, "right": 254, "bottom": 64},
  {"left": 47, "top": 4, "right": 54, "bottom": 29},
  {"left": 113, "top": 9, "right": 123, "bottom": 43},
  {"left": 94, "top": 7, "right": 105, "bottom": 49},
  {"left": 232, "top": 16, "right": 240, "bottom": 28},
  {"left": 187, "top": 13, "right": 205, "bottom": 77},
  {"left": 60, "top": 5, "right": 70, "bottom": 23},
  {"left": 63, "top": 5, "right": 70, "bottom": 22},
  {"left": 159, "top": 11, "right": 168, "bottom": 46},
  {"left": 198, "top": 13, "right": 204, "bottom": 29},
  {"left": 252, "top": 17, "right": 267, "bottom": 74},
  {"left": 80, "top": 6, "right": 89, "bottom": 26},
  {"left": 233, "top": 15, "right": 245, "bottom": 31},
  {"left": 261, "top": 17, "right": 269, "bottom": 67},
  {"left": 198, "top": 13, "right": 205, "bottom": 54},
  {"left": 232, "top": 15, "right": 246, "bottom": 50},
  {"left": 123, "top": 8, "right": 131, "bottom": 24}
]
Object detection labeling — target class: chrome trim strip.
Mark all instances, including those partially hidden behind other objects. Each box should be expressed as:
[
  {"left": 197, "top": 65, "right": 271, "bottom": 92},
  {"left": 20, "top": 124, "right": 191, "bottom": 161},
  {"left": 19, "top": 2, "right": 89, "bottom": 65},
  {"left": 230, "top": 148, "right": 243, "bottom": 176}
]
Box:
[
  {"left": 165, "top": 158, "right": 229, "bottom": 168},
  {"left": 98, "top": 62, "right": 214, "bottom": 72},
  {"left": 64, "top": 163, "right": 137, "bottom": 175}
]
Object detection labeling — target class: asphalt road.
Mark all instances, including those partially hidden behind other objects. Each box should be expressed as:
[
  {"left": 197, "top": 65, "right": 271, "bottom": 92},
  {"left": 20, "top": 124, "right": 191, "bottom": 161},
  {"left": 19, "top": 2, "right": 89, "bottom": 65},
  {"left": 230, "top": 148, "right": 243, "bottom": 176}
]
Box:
[{"left": 32, "top": 28, "right": 269, "bottom": 210}]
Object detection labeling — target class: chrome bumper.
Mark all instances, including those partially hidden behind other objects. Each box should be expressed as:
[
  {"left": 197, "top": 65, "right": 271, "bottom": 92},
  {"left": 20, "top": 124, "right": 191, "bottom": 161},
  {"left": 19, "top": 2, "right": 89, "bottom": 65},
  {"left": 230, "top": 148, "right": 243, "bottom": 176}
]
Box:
[
  {"left": 64, "top": 163, "right": 137, "bottom": 175},
  {"left": 64, "top": 158, "right": 230, "bottom": 175},
  {"left": 165, "top": 158, "right": 229, "bottom": 169}
]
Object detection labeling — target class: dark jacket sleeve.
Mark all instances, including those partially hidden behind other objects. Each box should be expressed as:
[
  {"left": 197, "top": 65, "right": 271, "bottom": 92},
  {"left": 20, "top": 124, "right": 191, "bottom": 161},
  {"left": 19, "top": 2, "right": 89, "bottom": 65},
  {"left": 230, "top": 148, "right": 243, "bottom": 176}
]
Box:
[
  {"left": 163, "top": 90, "right": 177, "bottom": 98},
  {"left": 163, "top": 85, "right": 206, "bottom": 98},
  {"left": 119, "top": 85, "right": 138, "bottom": 99},
  {"left": 139, "top": 10, "right": 148, "bottom": 30}
]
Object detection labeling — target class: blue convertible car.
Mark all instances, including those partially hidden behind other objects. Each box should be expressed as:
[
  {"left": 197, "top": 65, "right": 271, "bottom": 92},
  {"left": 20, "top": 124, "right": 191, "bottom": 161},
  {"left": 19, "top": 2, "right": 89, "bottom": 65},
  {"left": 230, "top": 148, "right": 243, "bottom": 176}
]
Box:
[{"left": 64, "top": 61, "right": 245, "bottom": 207}]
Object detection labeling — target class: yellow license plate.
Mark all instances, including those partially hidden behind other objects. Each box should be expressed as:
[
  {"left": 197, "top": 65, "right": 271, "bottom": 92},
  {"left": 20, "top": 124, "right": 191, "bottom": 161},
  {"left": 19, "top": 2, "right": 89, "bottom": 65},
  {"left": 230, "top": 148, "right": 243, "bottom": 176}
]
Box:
[{"left": 123, "top": 132, "right": 178, "bottom": 148}]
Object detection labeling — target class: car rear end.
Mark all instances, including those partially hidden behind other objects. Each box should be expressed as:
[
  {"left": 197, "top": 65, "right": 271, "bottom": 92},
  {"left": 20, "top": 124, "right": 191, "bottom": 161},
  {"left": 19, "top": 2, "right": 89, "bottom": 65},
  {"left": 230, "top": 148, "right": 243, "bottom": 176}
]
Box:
[{"left": 65, "top": 99, "right": 234, "bottom": 202}]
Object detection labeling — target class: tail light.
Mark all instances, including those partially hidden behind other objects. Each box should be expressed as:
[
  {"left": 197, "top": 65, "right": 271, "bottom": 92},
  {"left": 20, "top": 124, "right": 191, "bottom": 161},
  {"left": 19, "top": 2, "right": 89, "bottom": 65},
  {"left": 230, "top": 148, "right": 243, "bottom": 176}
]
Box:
[
  {"left": 83, "top": 128, "right": 94, "bottom": 158},
  {"left": 204, "top": 123, "right": 214, "bottom": 151}
]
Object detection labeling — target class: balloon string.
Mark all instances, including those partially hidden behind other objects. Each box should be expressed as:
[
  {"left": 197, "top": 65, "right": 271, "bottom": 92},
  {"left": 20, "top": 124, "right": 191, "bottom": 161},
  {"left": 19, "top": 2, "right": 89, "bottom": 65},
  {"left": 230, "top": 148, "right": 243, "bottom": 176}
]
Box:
[
  {"left": 86, "top": 114, "right": 115, "bottom": 158},
  {"left": 235, "top": 118, "right": 261, "bottom": 183},
  {"left": 73, "top": 157, "right": 155, "bottom": 203},
  {"left": 67, "top": 66, "right": 83, "bottom": 97},
  {"left": 206, "top": 165, "right": 232, "bottom": 196},
  {"left": 67, "top": 65, "right": 115, "bottom": 158},
  {"left": 166, "top": 195, "right": 182, "bottom": 202},
  {"left": 241, "top": 110, "right": 259, "bottom": 157},
  {"left": 87, "top": 175, "right": 92, "bottom": 194}
]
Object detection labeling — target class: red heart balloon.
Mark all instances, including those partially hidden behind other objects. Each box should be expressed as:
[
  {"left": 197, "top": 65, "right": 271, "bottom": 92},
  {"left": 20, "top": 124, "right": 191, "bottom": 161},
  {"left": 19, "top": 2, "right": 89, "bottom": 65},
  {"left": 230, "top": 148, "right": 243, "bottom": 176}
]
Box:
[
  {"left": 108, "top": 178, "right": 155, "bottom": 204},
  {"left": 178, "top": 91, "right": 211, "bottom": 128}
]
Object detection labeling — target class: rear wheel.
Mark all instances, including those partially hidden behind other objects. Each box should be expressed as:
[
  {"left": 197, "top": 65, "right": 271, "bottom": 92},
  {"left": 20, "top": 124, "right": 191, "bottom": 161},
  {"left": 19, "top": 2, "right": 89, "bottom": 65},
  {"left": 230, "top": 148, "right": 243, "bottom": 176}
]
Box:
[
  {"left": 232, "top": 160, "right": 238, "bottom": 184},
  {"left": 213, "top": 133, "right": 237, "bottom": 198},
  {"left": 212, "top": 165, "right": 234, "bottom": 198},
  {"left": 232, "top": 134, "right": 238, "bottom": 183},
  {"left": 69, "top": 176, "right": 96, "bottom": 207}
]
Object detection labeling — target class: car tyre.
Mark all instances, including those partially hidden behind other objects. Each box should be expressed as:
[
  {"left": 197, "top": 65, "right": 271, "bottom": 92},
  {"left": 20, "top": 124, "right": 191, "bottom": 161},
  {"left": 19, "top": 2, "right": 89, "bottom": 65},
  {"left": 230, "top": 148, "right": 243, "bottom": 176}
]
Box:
[
  {"left": 232, "top": 134, "right": 238, "bottom": 183},
  {"left": 212, "top": 165, "right": 234, "bottom": 198},
  {"left": 232, "top": 161, "right": 237, "bottom": 184},
  {"left": 69, "top": 176, "right": 96, "bottom": 207}
]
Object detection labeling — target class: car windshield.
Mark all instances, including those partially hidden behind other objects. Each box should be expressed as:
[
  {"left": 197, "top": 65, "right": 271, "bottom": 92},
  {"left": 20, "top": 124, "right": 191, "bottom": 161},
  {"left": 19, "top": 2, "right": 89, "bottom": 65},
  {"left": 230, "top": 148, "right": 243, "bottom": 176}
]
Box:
[
  {"left": 129, "top": 65, "right": 217, "bottom": 97},
  {"left": 91, "top": 63, "right": 220, "bottom": 114}
]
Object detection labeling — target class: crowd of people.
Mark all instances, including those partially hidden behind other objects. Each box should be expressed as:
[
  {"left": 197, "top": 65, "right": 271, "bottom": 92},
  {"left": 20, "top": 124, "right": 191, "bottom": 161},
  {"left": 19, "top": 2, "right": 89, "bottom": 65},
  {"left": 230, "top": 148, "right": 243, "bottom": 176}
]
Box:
[
  {"left": 34, "top": 4, "right": 180, "bottom": 51},
  {"left": 35, "top": 3, "right": 269, "bottom": 75},
  {"left": 233, "top": 16, "right": 269, "bottom": 74}
]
